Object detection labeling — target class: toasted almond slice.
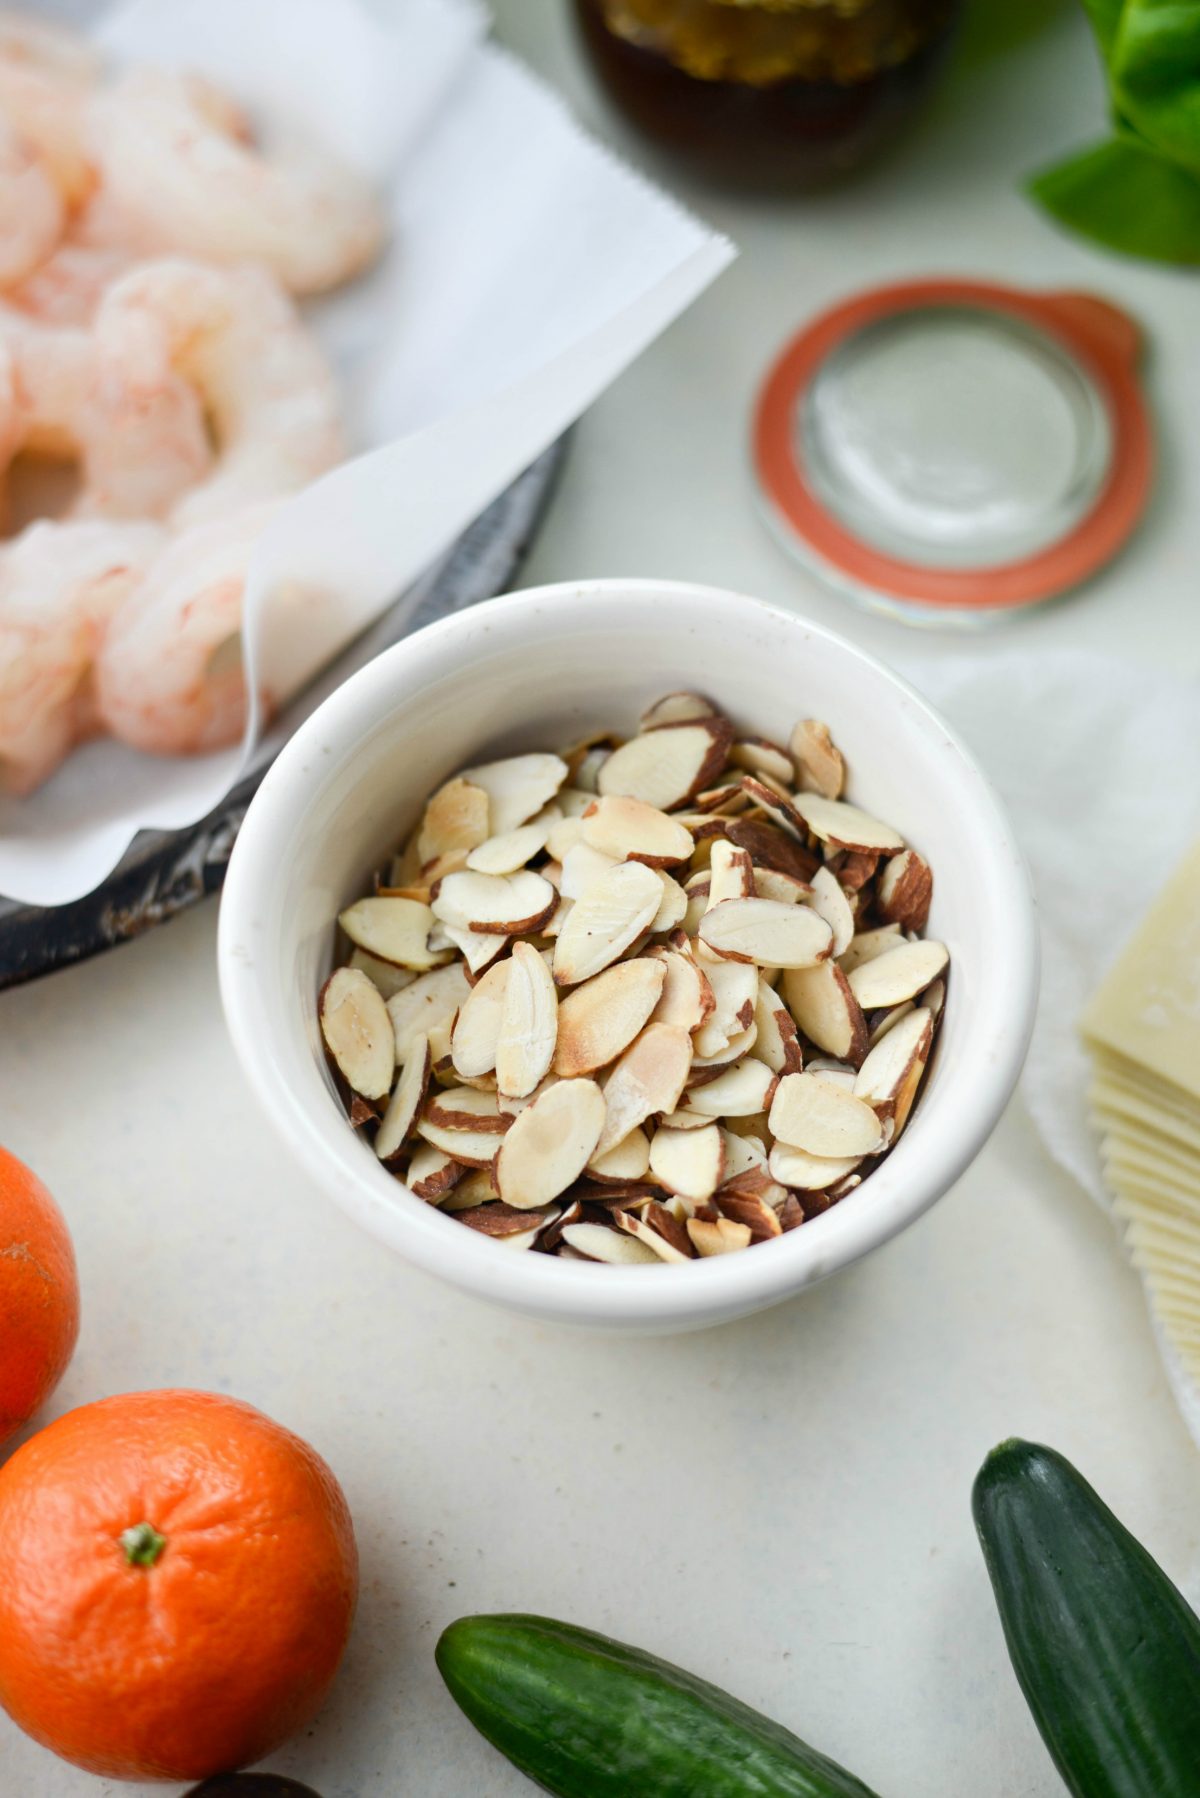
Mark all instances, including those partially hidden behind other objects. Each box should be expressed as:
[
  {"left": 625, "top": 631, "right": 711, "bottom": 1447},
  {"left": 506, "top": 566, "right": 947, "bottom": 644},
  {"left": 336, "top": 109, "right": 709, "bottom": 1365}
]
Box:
[
  {"left": 339, "top": 896, "right": 449, "bottom": 971},
  {"left": 545, "top": 813, "right": 586, "bottom": 863},
  {"left": 347, "top": 947, "right": 416, "bottom": 1001},
  {"left": 561, "top": 841, "right": 620, "bottom": 901},
  {"left": 587, "top": 1126, "right": 651, "bottom": 1183},
  {"left": 648, "top": 1123, "right": 725, "bottom": 1203},
  {"left": 693, "top": 959, "right": 759, "bottom": 1059},
  {"left": 457, "top": 1200, "right": 554, "bottom": 1239},
  {"left": 767, "top": 1141, "right": 864, "bottom": 1191},
  {"left": 727, "top": 817, "right": 819, "bottom": 882},
  {"left": 495, "top": 1077, "right": 606, "bottom": 1209},
  {"left": 687, "top": 1216, "right": 751, "bottom": 1256},
  {"left": 838, "top": 923, "right": 902, "bottom": 974},
  {"left": 450, "top": 959, "right": 512, "bottom": 1078},
  {"left": 417, "top": 777, "right": 490, "bottom": 866},
  {"left": 415, "top": 1113, "right": 502, "bottom": 1167},
  {"left": 698, "top": 898, "right": 833, "bottom": 969},
  {"left": 426, "top": 1085, "right": 509, "bottom": 1133},
  {"left": 552, "top": 860, "right": 664, "bottom": 987},
  {"left": 769, "top": 1071, "right": 884, "bottom": 1158},
  {"left": 428, "top": 1015, "right": 455, "bottom": 1073},
  {"left": 648, "top": 871, "right": 688, "bottom": 933},
  {"left": 458, "top": 752, "right": 568, "bottom": 836},
  {"left": 729, "top": 735, "right": 794, "bottom": 785},
  {"left": 693, "top": 782, "right": 745, "bottom": 814},
  {"left": 868, "top": 1000, "right": 915, "bottom": 1048},
  {"left": 320, "top": 967, "right": 395, "bottom": 1100},
  {"left": 440, "top": 1166, "right": 498, "bottom": 1208},
  {"left": 656, "top": 1105, "right": 716, "bottom": 1131},
  {"left": 876, "top": 848, "right": 933, "bottom": 933},
  {"left": 387, "top": 963, "right": 472, "bottom": 1066},
  {"left": 432, "top": 869, "right": 556, "bottom": 936},
  {"left": 688, "top": 1021, "right": 759, "bottom": 1077},
  {"left": 553, "top": 957, "right": 666, "bottom": 1077},
  {"left": 835, "top": 850, "right": 878, "bottom": 893},
  {"left": 442, "top": 922, "right": 511, "bottom": 978},
  {"left": 754, "top": 978, "right": 804, "bottom": 1075},
  {"left": 406, "top": 1143, "right": 467, "bottom": 1202},
  {"left": 854, "top": 1007, "right": 933, "bottom": 1137},
  {"left": 684, "top": 1057, "right": 775, "bottom": 1118},
  {"left": 561, "top": 1221, "right": 660, "bottom": 1264},
  {"left": 640, "top": 690, "right": 718, "bottom": 730},
  {"left": 738, "top": 775, "right": 813, "bottom": 841},
  {"left": 790, "top": 793, "right": 904, "bottom": 854},
  {"left": 375, "top": 1034, "right": 431, "bottom": 1161},
  {"left": 615, "top": 1206, "right": 693, "bottom": 1263},
  {"left": 595, "top": 1022, "right": 692, "bottom": 1155},
  {"left": 789, "top": 720, "right": 845, "bottom": 800},
  {"left": 806, "top": 1059, "right": 856, "bottom": 1091},
  {"left": 720, "top": 1129, "right": 768, "bottom": 1178},
  {"left": 706, "top": 839, "right": 755, "bottom": 908},
  {"left": 752, "top": 867, "right": 806, "bottom": 905},
  {"left": 806, "top": 865, "right": 856, "bottom": 958},
  {"left": 647, "top": 945, "right": 714, "bottom": 1032},
  {"left": 581, "top": 795, "right": 693, "bottom": 867},
  {"left": 598, "top": 717, "right": 733, "bottom": 810},
  {"left": 717, "top": 1189, "right": 782, "bottom": 1241},
  {"left": 496, "top": 940, "right": 559, "bottom": 1100},
  {"left": 782, "top": 961, "right": 869, "bottom": 1067},
  {"left": 847, "top": 940, "right": 948, "bottom": 1009},
  {"left": 466, "top": 806, "right": 560, "bottom": 875}
]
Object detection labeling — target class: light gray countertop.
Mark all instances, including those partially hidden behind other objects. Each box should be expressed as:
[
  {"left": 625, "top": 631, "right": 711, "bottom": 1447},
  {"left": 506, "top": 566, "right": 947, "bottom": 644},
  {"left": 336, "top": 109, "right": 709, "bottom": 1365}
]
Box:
[{"left": 3, "top": 5, "right": 1199, "bottom": 1795}]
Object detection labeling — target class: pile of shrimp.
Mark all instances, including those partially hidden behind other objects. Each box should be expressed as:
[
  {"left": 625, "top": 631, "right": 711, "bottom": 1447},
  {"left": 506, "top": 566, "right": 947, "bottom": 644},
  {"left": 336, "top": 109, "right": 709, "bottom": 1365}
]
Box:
[{"left": 0, "top": 11, "right": 384, "bottom": 795}]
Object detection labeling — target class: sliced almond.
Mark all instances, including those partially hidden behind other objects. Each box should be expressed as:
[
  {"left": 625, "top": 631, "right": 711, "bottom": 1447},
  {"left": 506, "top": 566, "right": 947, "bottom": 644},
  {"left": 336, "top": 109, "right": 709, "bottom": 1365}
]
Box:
[
  {"left": 647, "top": 945, "right": 714, "bottom": 1032},
  {"left": 581, "top": 795, "right": 693, "bottom": 867},
  {"left": 457, "top": 1200, "right": 555, "bottom": 1239},
  {"left": 428, "top": 1014, "right": 455, "bottom": 1073},
  {"left": 753, "top": 978, "right": 804, "bottom": 1075},
  {"left": 779, "top": 1193, "right": 806, "bottom": 1230},
  {"left": 465, "top": 806, "right": 560, "bottom": 875},
  {"left": 542, "top": 896, "right": 573, "bottom": 939},
  {"left": 720, "top": 1129, "right": 768, "bottom": 1178},
  {"left": 598, "top": 717, "right": 733, "bottom": 811},
  {"left": 683, "top": 1057, "right": 775, "bottom": 1119},
  {"left": 730, "top": 736, "right": 794, "bottom": 786},
  {"left": 495, "top": 1077, "right": 606, "bottom": 1209},
  {"left": 639, "top": 691, "right": 718, "bottom": 730},
  {"left": 406, "top": 1143, "right": 466, "bottom": 1202},
  {"left": 440, "top": 1166, "right": 498, "bottom": 1209},
  {"left": 693, "top": 959, "right": 759, "bottom": 1059},
  {"left": 847, "top": 940, "right": 949, "bottom": 1010},
  {"left": 616, "top": 1206, "right": 693, "bottom": 1263},
  {"left": 320, "top": 967, "right": 395, "bottom": 1101},
  {"left": 752, "top": 867, "right": 807, "bottom": 905},
  {"left": 727, "top": 817, "right": 818, "bottom": 883},
  {"left": 782, "top": 961, "right": 869, "bottom": 1067},
  {"left": 838, "top": 923, "right": 902, "bottom": 974},
  {"left": 657, "top": 1106, "right": 717, "bottom": 1131},
  {"left": 561, "top": 1221, "right": 660, "bottom": 1264},
  {"left": 417, "top": 777, "right": 490, "bottom": 865},
  {"left": 496, "top": 940, "right": 559, "bottom": 1099},
  {"left": 693, "top": 782, "right": 746, "bottom": 814},
  {"left": 649, "top": 871, "right": 688, "bottom": 933},
  {"left": 767, "top": 1141, "right": 864, "bottom": 1192},
  {"left": 716, "top": 1189, "right": 782, "bottom": 1241},
  {"left": 375, "top": 1034, "right": 431, "bottom": 1161},
  {"left": 595, "top": 1022, "right": 692, "bottom": 1155},
  {"left": 648, "top": 1123, "right": 725, "bottom": 1203},
  {"left": 450, "top": 958, "right": 512, "bottom": 1078},
  {"left": 552, "top": 860, "right": 664, "bottom": 986},
  {"left": 876, "top": 848, "right": 933, "bottom": 933},
  {"left": 854, "top": 1007, "right": 933, "bottom": 1138},
  {"left": 790, "top": 793, "right": 904, "bottom": 854},
  {"left": 699, "top": 899, "right": 833, "bottom": 969},
  {"left": 687, "top": 1216, "right": 751, "bottom": 1257},
  {"left": 347, "top": 947, "right": 416, "bottom": 1001},
  {"left": 458, "top": 752, "right": 567, "bottom": 836},
  {"left": 545, "top": 813, "right": 586, "bottom": 863},
  {"left": 432, "top": 869, "right": 556, "bottom": 936},
  {"left": 739, "top": 775, "right": 813, "bottom": 842},
  {"left": 587, "top": 1126, "right": 651, "bottom": 1183},
  {"left": 688, "top": 1022, "right": 759, "bottom": 1076},
  {"left": 557, "top": 785, "right": 602, "bottom": 820},
  {"left": 806, "top": 1059, "right": 857, "bottom": 1090},
  {"left": 442, "top": 922, "right": 511, "bottom": 978},
  {"left": 835, "top": 850, "right": 878, "bottom": 893},
  {"left": 339, "top": 896, "right": 449, "bottom": 971},
  {"left": 807, "top": 866, "right": 855, "bottom": 957},
  {"left": 706, "top": 839, "right": 755, "bottom": 908},
  {"left": 415, "top": 1114, "right": 502, "bottom": 1167},
  {"left": 561, "top": 841, "right": 620, "bottom": 901},
  {"left": 426, "top": 1085, "right": 509, "bottom": 1133},
  {"left": 554, "top": 957, "right": 666, "bottom": 1077},
  {"left": 868, "top": 1000, "right": 915, "bottom": 1048},
  {"left": 923, "top": 977, "right": 946, "bottom": 1021},
  {"left": 789, "top": 720, "right": 844, "bottom": 800},
  {"left": 769, "top": 1071, "right": 884, "bottom": 1158}
]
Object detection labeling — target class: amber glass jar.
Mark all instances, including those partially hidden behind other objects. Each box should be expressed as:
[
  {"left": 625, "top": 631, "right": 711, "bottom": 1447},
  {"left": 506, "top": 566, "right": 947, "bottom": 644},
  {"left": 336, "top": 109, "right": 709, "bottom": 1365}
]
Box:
[{"left": 573, "top": 0, "right": 961, "bottom": 187}]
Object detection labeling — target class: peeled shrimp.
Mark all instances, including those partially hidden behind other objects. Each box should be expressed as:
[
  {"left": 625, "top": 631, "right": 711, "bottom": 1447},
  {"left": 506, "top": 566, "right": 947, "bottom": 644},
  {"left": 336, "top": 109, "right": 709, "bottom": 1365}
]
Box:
[
  {"left": 87, "top": 68, "right": 383, "bottom": 294},
  {"left": 94, "top": 504, "right": 277, "bottom": 757},
  {"left": 0, "top": 117, "right": 63, "bottom": 289},
  {"left": 0, "top": 518, "right": 163, "bottom": 794},
  {"left": 92, "top": 259, "right": 343, "bottom": 528},
  {"left": 0, "top": 11, "right": 98, "bottom": 209},
  {"left": 7, "top": 242, "right": 130, "bottom": 327}
]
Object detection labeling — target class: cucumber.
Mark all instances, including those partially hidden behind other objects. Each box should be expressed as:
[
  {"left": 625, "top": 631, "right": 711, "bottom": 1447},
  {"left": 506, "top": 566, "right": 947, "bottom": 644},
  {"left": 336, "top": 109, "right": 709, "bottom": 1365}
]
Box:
[
  {"left": 973, "top": 1438, "right": 1200, "bottom": 1798},
  {"left": 436, "top": 1613, "right": 881, "bottom": 1797}
]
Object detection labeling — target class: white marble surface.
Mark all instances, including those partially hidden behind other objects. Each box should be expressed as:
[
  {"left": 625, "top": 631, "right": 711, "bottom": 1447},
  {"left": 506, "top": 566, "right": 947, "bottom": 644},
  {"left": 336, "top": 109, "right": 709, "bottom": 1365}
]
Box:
[{"left": 4, "top": 5, "right": 1200, "bottom": 1796}]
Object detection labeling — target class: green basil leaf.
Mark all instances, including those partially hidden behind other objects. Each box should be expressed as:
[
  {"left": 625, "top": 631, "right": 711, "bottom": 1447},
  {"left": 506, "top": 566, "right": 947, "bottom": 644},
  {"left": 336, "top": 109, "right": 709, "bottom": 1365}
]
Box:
[
  {"left": 1082, "top": 0, "right": 1125, "bottom": 59},
  {"left": 1030, "top": 131, "right": 1200, "bottom": 261},
  {"left": 1107, "top": 0, "right": 1200, "bottom": 173}
]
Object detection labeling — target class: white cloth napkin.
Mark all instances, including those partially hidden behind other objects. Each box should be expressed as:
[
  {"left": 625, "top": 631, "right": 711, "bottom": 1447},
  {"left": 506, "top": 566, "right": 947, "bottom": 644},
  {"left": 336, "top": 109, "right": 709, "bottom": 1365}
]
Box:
[
  {"left": 906, "top": 648, "right": 1200, "bottom": 1442},
  {"left": 0, "top": 0, "right": 733, "bottom": 906}
]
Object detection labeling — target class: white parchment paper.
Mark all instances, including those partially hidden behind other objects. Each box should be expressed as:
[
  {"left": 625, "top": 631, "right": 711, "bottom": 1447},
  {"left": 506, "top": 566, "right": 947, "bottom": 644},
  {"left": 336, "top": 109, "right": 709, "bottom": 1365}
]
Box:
[{"left": 0, "top": 0, "right": 733, "bottom": 905}]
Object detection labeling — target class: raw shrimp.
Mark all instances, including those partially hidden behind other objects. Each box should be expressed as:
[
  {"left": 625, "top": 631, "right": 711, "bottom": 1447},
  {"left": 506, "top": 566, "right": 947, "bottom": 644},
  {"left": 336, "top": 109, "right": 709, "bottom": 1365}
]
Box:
[
  {"left": 0, "top": 11, "right": 98, "bottom": 208},
  {"left": 0, "top": 117, "right": 63, "bottom": 288},
  {"left": 94, "top": 504, "right": 277, "bottom": 757},
  {"left": 87, "top": 68, "right": 383, "bottom": 293},
  {"left": 92, "top": 259, "right": 343, "bottom": 528},
  {"left": 0, "top": 518, "right": 162, "bottom": 794}
]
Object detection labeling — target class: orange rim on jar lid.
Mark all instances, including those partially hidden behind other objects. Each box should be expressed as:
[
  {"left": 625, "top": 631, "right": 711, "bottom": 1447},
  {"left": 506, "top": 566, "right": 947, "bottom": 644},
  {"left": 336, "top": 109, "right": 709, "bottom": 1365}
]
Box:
[{"left": 752, "top": 280, "right": 1153, "bottom": 617}]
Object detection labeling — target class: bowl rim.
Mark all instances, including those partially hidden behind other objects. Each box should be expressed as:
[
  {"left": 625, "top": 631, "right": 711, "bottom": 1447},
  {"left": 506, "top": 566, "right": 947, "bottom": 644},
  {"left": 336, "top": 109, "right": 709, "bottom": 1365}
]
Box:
[{"left": 219, "top": 577, "right": 1039, "bottom": 1324}]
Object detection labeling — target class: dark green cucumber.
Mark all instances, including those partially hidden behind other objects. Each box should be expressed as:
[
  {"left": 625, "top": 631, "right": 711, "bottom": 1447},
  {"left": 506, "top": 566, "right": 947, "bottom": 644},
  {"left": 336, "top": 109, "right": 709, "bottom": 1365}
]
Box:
[
  {"left": 436, "top": 1613, "right": 881, "bottom": 1797},
  {"left": 973, "top": 1438, "right": 1200, "bottom": 1798}
]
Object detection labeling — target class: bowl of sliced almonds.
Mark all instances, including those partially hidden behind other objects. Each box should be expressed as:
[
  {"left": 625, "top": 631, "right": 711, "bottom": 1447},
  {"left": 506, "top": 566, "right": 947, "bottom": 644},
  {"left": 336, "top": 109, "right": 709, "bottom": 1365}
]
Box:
[{"left": 219, "top": 579, "right": 1037, "bottom": 1331}]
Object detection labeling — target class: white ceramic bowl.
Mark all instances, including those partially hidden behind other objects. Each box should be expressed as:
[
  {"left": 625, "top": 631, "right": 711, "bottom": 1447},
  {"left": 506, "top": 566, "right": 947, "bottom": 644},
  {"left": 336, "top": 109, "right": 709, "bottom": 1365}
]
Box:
[{"left": 219, "top": 579, "right": 1038, "bottom": 1333}]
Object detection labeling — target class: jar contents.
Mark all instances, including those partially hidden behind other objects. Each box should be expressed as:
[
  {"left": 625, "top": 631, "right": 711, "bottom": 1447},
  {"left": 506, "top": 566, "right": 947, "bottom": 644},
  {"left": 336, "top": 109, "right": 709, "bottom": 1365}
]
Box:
[{"left": 573, "top": 0, "right": 961, "bottom": 186}]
